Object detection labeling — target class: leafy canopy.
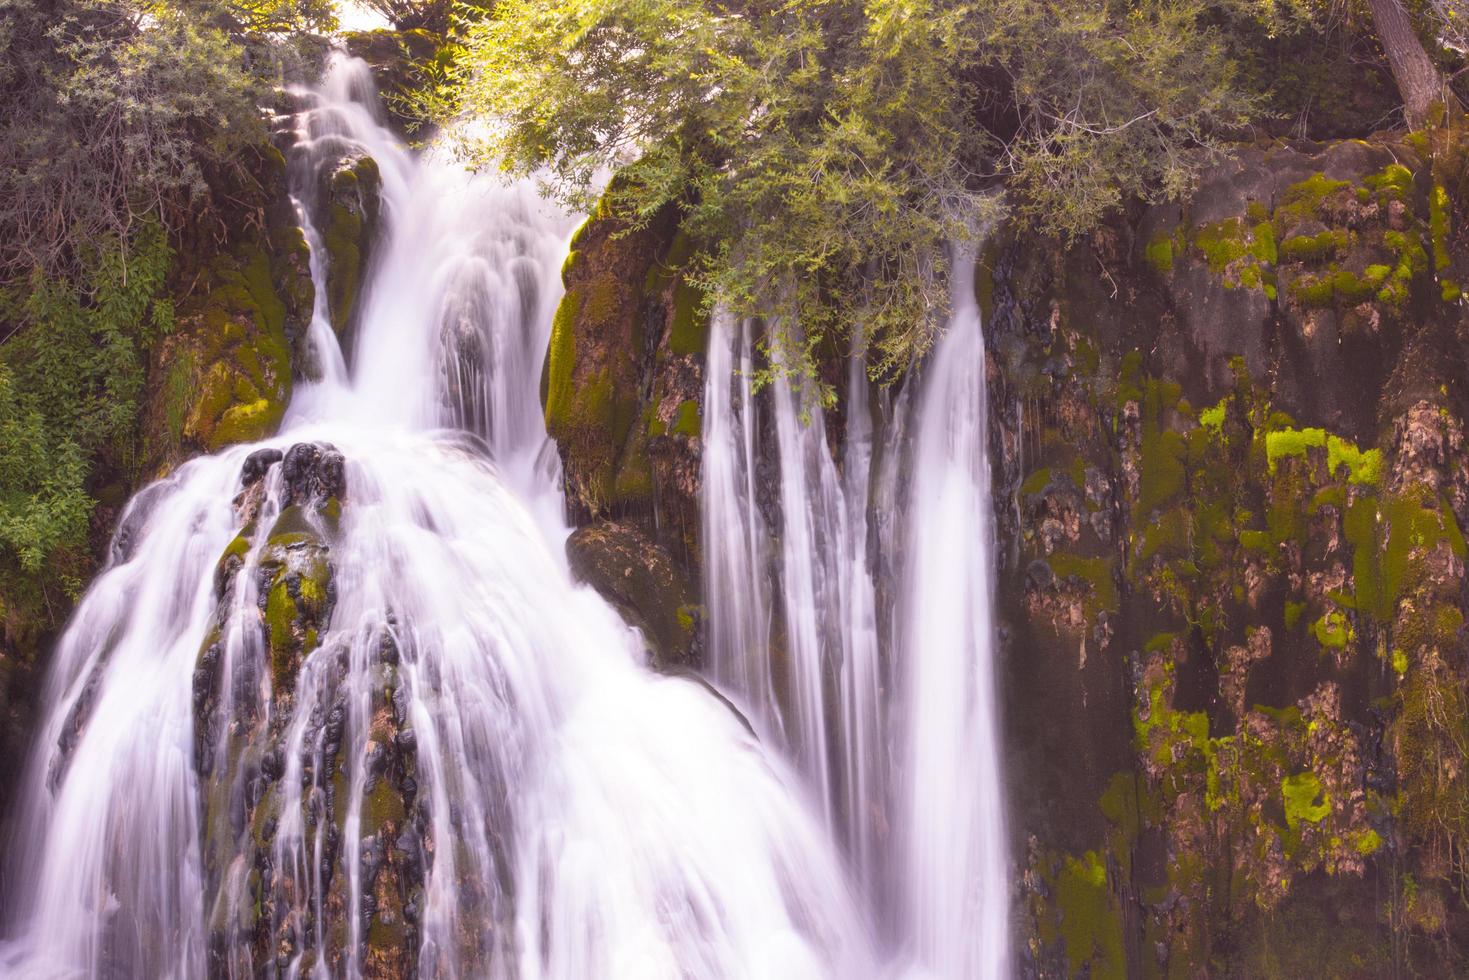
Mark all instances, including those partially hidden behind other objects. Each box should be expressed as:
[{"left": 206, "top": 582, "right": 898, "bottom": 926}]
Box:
[{"left": 444, "top": 0, "right": 1255, "bottom": 380}]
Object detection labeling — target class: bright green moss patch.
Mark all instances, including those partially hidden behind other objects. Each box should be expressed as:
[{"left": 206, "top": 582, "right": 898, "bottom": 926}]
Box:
[
  {"left": 1364, "top": 163, "right": 1414, "bottom": 201},
  {"left": 1282, "top": 772, "right": 1331, "bottom": 829},
  {"left": 211, "top": 398, "right": 282, "bottom": 450},
  {"left": 544, "top": 288, "right": 581, "bottom": 431},
  {"left": 1264, "top": 427, "right": 1381, "bottom": 485},
  {"left": 1310, "top": 610, "right": 1353, "bottom": 649},
  {"left": 1277, "top": 174, "right": 1351, "bottom": 227},
  {"left": 1430, "top": 183, "right": 1452, "bottom": 273},
  {"left": 1280, "top": 230, "right": 1348, "bottom": 263},
  {"left": 1198, "top": 398, "right": 1227, "bottom": 431}
]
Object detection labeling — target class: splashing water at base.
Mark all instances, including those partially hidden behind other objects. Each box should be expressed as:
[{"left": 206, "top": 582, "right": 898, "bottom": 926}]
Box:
[{"left": 0, "top": 56, "right": 876, "bottom": 979}]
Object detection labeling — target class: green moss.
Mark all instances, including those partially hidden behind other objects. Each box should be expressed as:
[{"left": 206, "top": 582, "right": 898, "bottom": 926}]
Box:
[
  {"left": 1288, "top": 273, "right": 1336, "bottom": 307},
  {"left": 265, "top": 577, "right": 300, "bottom": 684},
  {"left": 671, "top": 399, "right": 701, "bottom": 438},
  {"left": 211, "top": 398, "right": 283, "bottom": 449},
  {"left": 322, "top": 202, "right": 363, "bottom": 334},
  {"left": 1195, "top": 218, "right": 1250, "bottom": 273},
  {"left": 1275, "top": 174, "right": 1352, "bottom": 236},
  {"left": 1285, "top": 600, "right": 1307, "bottom": 630},
  {"left": 1046, "top": 553, "right": 1120, "bottom": 617},
  {"left": 1280, "top": 230, "right": 1348, "bottom": 263},
  {"left": 1137, "top": 382, "right": 1186, "bottom": 513},
  {"left": 1310, "top": 610, "right": 1353, "bottom": 649},
  {"left": 1251, "top": 221, "right": 1278, "bottom": 264},
  {"left": 1364, "top": 163, "right": 1414, "bottom": 201},
  {"left": 1145, "top": 232, "right": 1175, "bottom": 274},
  {"left": 560, "top": 248, "right": 581, "bottom": 283},
  {"left": 361, "top": 775, "right": 406, "bottom": 829},
  {"left": 1055, "top": 850, "right": 1125, "bottom": 979},
  {"left": 1198, "top": 398, "right": 1227, "bottom": 431},
  {"left": 1282, "top": 772, "right": 1331, "bottom": 829},
  {"left": 1140, "top": 507, "right": 1190, "bottom": 561},
  {"left": 668, "top": 277, "right": 709, "bottom": 355},
  {"left": 1326, "top": 437, "right": 1383, "bottom": 485},
  {"left": 1240, "top": 528, "right": 1273, "bottom": 553},
  {"left": 612, "top": 445, "right": 654, "bottom": 501},
  {"left": 1430, "top": 183, "right": 1452, "bottom": 273},
  {"left": 1264, "top": 427, "right": 1381, "bottom": 485},
  {"left": 1392, "top": 647, "right": 1409, "bottom": 675},
  {"left": 543, "top": 288, "right": 581, "bottom": 431},
  {"left": 1353, "top": 828, "right": 1383, "bottom": 855},
  {"left": 1364, "top": 263, "right": 1392, "bottom": 286},
  {"left": 1144, "top": 631, "right": 1177, "bottom": 653},
  {"left": 1020, "top": 468, "right": 1052, "bottom": 496}
]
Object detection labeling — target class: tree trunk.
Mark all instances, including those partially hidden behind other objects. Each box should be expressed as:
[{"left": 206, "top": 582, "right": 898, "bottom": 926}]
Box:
[{"left": 1368, "top": 0, "right": 1454, "bottom": 128}]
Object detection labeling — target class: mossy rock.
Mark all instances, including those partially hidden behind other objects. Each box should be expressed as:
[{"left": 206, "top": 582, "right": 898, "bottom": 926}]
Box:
[{"left": 565, "top": 521, "right": 699, "bottom": 669}]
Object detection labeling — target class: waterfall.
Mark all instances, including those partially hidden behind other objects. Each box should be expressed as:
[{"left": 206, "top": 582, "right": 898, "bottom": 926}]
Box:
[
  {"left": 897, "top": 245, "right": 1009, "bottom": 977},
  {"left": 699, "top": 247, "right": 1009, "bottom": 975},
  {"left": 0, "top": 55, "right": 876, "bottom": 980},
  {"left": 701, "top": 314, "right": 888, "bottom": 897}
]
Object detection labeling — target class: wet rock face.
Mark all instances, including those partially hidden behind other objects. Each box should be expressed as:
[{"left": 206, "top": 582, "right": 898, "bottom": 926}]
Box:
[
  {"left": 566, "top": 521, "right": 701, "bottom": 669},
  {"left": 281, "top": 441, "right": 347, "bottom": 505},
  {"left": 312, "top": 152, "right": 382, "bottom": 348},
  {"left": 191, "top": 443, "right": 424, "bottom": 976},
  {"left": 986, "top": 133, "right": 1469, "bottom": 974},
  {"left": 141, "top": 143, "right": 315, "bottom": 473},
  {"left": 545, "top": 203, "right": 708, "bottom": 566}
]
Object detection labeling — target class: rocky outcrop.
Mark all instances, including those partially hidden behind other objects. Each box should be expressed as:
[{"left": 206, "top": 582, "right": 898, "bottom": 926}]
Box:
[
  {"left": 313, "top": 152, "right": 381, "bottom": 348},
  {"left": 545, "top": 198, "right": 709, "bottom": 639},
  {"left": 548, "top": 123, "right": 1469, "bottom": 972},
  {"left": 566, "top": 521, "right": 700, "bottom": 668},
  {"left": 985, "top": 132, "right": 1469, "bottom": 975},
  {"left": 192, "top": 442, "right": 424, "bottom": 977},
  {"left": 142, "top": 143, "right": 316, "bottom": 475}
]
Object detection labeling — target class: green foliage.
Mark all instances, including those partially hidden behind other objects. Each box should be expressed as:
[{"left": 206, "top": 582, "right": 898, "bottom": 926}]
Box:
[
  {"left": 442, "top": 0, "right": 1256, "bottom": 382},
  {"left": 0, "top": 223, "right": 173, "bottom": 628},
  {"left": 0, "top": 0, "right": 303, "bottom": 284}
]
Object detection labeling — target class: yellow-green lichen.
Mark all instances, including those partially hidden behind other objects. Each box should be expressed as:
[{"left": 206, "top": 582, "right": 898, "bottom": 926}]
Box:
[
  {"left": 1310, "top": 610, "right": 1353, "bottom": 649},
  {"left": 1264, "top": 427, "right": 1382, "bottom": 485},
  {"left": 1282, "top": 772, "right": 1331, "bottom": 829}
]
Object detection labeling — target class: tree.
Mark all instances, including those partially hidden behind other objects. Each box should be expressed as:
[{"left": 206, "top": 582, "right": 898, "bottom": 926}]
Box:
[
  {"left": 1369, "top": 0, "right": 1458, "bottom": 125},
  {"left": 443, "top": 0, "right": 1255, "bottom": 381}
]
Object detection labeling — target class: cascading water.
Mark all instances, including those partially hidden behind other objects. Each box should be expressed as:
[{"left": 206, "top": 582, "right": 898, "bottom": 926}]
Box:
[
  {"left": 896, "top": 244, "right": 1009, "bottom": 978},
  {"left": 701, "top": 314, "right": 888, "bottom": 897},
  {"left": 0, "top": 55, "right": 876, "bottom": 979},
  {"left": 700, "top": 248, "right": 1009, "bottom": 976}
]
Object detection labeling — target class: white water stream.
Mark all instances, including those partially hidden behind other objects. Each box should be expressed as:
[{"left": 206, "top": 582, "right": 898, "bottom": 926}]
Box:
[
  {"left": 700, "top": 249, "right": 1010, "bottom": 975},
  {"left": 0, "top": 57, "right": 876, "bottom": 979}
]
